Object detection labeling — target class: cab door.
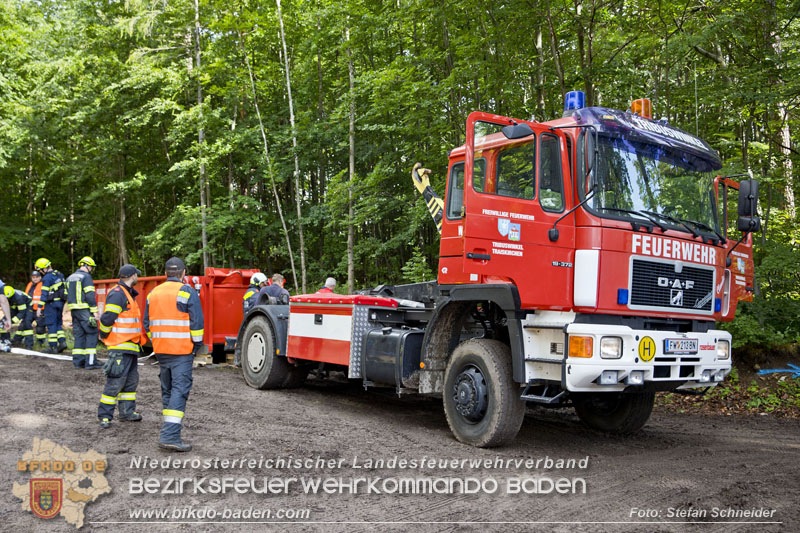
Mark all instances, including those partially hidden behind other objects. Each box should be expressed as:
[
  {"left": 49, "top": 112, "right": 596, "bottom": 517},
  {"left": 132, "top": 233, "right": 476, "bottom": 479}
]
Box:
[{"left": 462, "top": 111, "right": 576, "bottom": 310}]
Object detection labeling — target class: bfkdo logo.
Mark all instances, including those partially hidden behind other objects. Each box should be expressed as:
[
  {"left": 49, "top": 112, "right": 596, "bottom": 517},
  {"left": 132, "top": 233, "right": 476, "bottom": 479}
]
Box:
[{"left": 30, "top": 479, "right": 63, "bottom": 519}]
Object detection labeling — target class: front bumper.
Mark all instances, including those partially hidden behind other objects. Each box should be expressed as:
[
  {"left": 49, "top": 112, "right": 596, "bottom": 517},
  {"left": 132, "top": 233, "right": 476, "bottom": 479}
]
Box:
[{"left": 563, "top": 323, "right": 732, "bottom": 392}]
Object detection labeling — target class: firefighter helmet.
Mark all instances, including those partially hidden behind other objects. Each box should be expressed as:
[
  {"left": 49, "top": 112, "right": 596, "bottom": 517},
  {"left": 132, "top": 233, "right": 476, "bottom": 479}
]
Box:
[
  {"left": 251, "top": 272, "right": 268, "bottom": 286},
  {"left": 3, "top": 286, "right": 14, "bottom": 298},
  {"left": 34, "top": 258, "right": 51, "bottom": 270},
  {"left": 78, "top": 256, "right": 97, "bottom": 267}
]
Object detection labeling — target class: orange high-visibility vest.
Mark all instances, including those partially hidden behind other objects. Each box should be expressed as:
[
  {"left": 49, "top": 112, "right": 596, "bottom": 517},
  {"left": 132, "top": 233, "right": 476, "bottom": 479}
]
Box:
[
  {"left": 103, "top": 285, "right": 148, "bottom": 350},
  {"left": 25, "top": 282, "right": 42, "bottom": 311},
  {"left": 148, "top": 281, "right": 193, "bottom": 355}
]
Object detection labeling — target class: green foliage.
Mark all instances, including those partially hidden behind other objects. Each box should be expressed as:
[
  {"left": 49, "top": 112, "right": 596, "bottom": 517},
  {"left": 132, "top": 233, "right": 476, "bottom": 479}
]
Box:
[
  {"left": 401, "top": 249, "right": 434, "bottom": 284},
  {"left": 0, "top": 0, "right": 797, "bottom": 355}
]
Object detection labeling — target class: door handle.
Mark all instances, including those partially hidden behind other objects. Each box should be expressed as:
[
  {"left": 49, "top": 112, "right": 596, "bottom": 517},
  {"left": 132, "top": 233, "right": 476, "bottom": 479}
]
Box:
[{"left": 467, "top": 252, "right": 491, "bottom": 261}]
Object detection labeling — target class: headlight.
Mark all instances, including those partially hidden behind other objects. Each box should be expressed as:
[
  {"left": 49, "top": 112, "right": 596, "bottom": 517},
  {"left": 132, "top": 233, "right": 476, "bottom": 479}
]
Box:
[
  {"left": 717, "top": 339, "right": 730, "bottom": 360},
  {"left": 600, "top": 336, "right": 622, "bottom": 359}
]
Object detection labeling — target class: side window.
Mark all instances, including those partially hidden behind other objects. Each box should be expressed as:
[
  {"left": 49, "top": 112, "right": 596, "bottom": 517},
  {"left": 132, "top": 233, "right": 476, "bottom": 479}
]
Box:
[
  {"left": 493, "top": 141, "right": 536, "bottom": 200},
  {"left": 539, "top": 134, "right": 564, "bottom": 212},
  {"left": 446, "top": 159, "right": 486, "bottom": 219}
]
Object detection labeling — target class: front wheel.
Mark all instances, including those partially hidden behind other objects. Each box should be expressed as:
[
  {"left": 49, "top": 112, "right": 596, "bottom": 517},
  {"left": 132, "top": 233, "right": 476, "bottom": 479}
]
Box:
[
  {"left": 443, "top": 339, "right": 525, "bottom": 447},
  {"left": 572, "top": 391, "right": 655, "bottom": 434}
]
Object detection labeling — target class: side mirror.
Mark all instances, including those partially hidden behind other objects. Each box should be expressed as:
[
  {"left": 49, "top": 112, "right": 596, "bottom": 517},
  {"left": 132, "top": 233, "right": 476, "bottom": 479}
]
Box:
[
  {"left": 737, "top": 216, "right": 761, "bottom": 233},
  {"left": 737, "top": 179, "right": 759, "bottom": 217},
  {"left": 501, "top": 123, "right": 534, "bottom": 140}
]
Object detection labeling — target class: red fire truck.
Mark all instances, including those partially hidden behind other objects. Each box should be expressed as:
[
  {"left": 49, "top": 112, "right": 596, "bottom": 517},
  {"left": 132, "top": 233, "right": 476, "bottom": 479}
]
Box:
[{"left": 234, "top": 92, "right": 760, "bottom": 447}]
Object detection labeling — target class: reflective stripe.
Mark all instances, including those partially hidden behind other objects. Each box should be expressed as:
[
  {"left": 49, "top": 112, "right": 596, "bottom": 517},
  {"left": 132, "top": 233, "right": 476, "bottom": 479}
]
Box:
[
  {"left": 177, "top": 297, "right": 189, "bottom": 304},
  {"left": 190, "top": 329, "right": 204, "bottom": 336},
  {"left": 117, "top": 392, "right": 136, "bottom": 401},
  {"left": 163, "top": 409, "right": 184, "bottom": 425},
  {"left": 111, "top": 327, "right": 142, "bottom": 334},
  {"left": 116, "top": 317, "right": 139, "bottom": 323},
  {"left": 177, "top": 291, "right": 191, "bottom": 299},
  {"left": 111, "top": 342, "right": 141, "bottom": 352},
  {"left": 72, "top": 348, "right": 86, "bottom": 355},
  {"left": 150, "top": 319, "right": 190, "bottom": 327},
  {"left": 100, "top": 395, "right": 117, "bottom": 405},
  {"left": 243, "top": 290, "right": 255, "bottom": 300},
  {"left": 151, "top": 331, "right": 191, "bottom": 339},
  {"left": 192, "top": 335, "right": 203, "bottom": 342},
  {"left": 84, "top": 285, "right": 95, "bottom": 292},
  {"left": 98, "top": 323, "right": 112, "bottom": 333},
  {"left": 105, "top": 304, "right": 122, "bottom": 314}
]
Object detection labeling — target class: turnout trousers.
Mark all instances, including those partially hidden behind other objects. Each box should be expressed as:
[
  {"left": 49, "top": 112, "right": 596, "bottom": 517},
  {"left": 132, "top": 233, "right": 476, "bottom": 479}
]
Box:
[
  {"left": 43, "top": 302, "right": 64, "bottom": 349},
  {"left": 71, "top": 309, "right": 98, "bottom": 367},
  {"left": 97, "top": 353, "right": 139, "bottom": 420},
  {"left": 15, "top": 309, "right": 35, "bottom": 349},
  {"left": 155, "top": 354, "right": 193, "bottom": 444}
]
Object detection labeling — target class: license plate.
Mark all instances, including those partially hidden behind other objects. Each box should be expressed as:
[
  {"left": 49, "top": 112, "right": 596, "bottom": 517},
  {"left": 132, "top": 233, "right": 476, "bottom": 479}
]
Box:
[{"left": 664, "top": 338, "right": 698, "bottom": 355}]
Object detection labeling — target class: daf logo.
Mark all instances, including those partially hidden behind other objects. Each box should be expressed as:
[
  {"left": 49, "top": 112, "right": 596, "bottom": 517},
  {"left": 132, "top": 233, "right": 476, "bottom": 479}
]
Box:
[{"left": 657, "top": 277, "right": 694, "bottom": 290}]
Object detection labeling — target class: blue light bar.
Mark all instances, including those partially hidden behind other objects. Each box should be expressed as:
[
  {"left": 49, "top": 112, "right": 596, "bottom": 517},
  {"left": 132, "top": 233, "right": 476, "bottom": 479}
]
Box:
[
  {"left": 715, "top": 298, "right": 722, "bottom": 312},
  {"left": 564, "top": 91, "right": 586, "bottom": 112},
  {"left": 617, "top": 289, "right": 629, "bottom": 305}
]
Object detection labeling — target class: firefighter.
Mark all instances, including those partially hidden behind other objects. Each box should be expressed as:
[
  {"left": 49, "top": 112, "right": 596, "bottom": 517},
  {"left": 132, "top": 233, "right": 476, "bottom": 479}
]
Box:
[
  {"left": 143, "top": 257, "right": 204, "bottom": 452},
  {"left": 243, "top": 272, "right": 267, "bottom": 314},
  {"left": 25, "top": 271, "right": 47, "bottom": 348},
  {"left": 36, "top": 258, "right": 68, "bottom": 353},
  {"left": 66, "top": 256, "right": 101, "bottom": 369},
  {"left": 0, "top": 278, "right": 12, "bottom": 352},
  {"left": 4, "top": 286, "right": 33, "bottom": 349},
  {"left": 316, "top": 277, "right": 336, "bottom": 294},
  {"left": 97, "top": 264, "right": 147, "bottom": 429},
  {"left": 259, "top": 273, "right": 290, "bottom": 302}
]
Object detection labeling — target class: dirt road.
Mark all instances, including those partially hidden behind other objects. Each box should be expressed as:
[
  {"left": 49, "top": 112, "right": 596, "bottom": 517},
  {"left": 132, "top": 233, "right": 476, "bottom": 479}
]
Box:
[{"left": 2, "top": 351, "right": 798, "bottom": 532}]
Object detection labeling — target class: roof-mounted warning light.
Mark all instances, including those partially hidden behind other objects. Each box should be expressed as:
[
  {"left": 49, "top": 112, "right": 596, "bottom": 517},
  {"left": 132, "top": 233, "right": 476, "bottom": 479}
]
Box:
[
  {"left": 563, "top": 90, "right": 586, "bottom": 117},
  {"left": 631, "top": 98, "right": 652, "bottom": 119}
]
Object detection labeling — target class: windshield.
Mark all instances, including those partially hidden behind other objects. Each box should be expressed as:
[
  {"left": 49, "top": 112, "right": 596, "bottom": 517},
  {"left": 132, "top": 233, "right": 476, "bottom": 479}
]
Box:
[{"left": 584, "top": 134, "right": 720, "bottom": 235}]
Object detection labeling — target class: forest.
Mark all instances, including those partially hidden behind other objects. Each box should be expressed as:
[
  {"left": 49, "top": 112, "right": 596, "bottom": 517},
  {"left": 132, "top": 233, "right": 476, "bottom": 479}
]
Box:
[{"left": 1, "top": 0, "right": 798, "bottom": 349}]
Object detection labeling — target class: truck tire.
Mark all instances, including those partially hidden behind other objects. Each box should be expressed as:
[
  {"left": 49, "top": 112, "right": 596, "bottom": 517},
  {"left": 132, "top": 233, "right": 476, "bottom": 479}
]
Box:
[
  {"left": 241, "top": 316, "right": 290, "bottom": 390},
  {"left": 443, "top": 339, "right": 525, "bottom": 447},
  {"left": 572, "top": 391, "right": 655, "bottom": 434}
]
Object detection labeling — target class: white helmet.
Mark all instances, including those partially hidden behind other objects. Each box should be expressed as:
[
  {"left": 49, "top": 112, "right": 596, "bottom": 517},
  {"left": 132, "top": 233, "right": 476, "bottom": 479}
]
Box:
[{"left": 251, "top": 272, "right": 268, "bottom": 286}]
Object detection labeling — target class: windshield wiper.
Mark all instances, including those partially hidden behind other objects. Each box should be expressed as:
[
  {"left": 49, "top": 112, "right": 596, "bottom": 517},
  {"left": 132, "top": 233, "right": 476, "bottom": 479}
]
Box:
[
  {"left": 678, "top": 217, "right": 726, "bottom": 244},
  {"left": 640, "top": 210, "right": 701, "bottom": 238},
  {"left": 598, "top": 207, "right": 668, "bottom": 231}
]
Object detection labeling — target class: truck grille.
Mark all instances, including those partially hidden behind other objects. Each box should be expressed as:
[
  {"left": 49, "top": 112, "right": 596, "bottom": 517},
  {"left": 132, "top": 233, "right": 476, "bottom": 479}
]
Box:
[{"left": 630, "top": 259, "right": 714, "bottom": 314}]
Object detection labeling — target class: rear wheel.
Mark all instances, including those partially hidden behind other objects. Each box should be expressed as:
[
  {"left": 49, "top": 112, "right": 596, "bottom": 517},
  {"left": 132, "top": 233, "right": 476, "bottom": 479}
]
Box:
[
  {"left": 443, "top": 339, "right": 525, "bottom": 447},
  {"left": 241, "top": 316, "right": 290, "bottom": 389},
  {"left": 572, "top": 391, "right": 655, "bottom": 434}
]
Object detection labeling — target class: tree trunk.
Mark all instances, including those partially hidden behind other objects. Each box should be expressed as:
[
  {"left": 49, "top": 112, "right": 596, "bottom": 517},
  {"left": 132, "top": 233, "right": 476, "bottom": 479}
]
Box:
[
  {"left": 238, "top": 28, "right": 300, "bottom": 292},
  {"left": 535, "top": 25, "right": 545, "bottom": 118},
  {"left": 194, "top": 0, "right": 209, "bottom": 271},
  {"left": 347, "top": 26, "right": 355, "bottom": 294},
  {"left": 119, "top": 197, "right": 128, "bottom": 266},
  {"left": 276, "top": 0, "right": 307, "bottom": 292},
  {"left": 546, "top": 6, "right": 566, "bottom": 97}
]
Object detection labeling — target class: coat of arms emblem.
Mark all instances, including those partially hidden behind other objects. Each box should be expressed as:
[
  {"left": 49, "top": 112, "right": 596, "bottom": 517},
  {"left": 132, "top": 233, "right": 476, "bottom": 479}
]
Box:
[{"left": 30, "top": 479, "right": 62, "bottom": 519}]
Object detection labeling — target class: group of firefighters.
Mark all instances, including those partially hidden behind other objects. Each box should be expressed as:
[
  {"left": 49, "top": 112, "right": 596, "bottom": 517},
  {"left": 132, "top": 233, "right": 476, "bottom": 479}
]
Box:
[
  {"left": 0, "top": 256, "right": 203, "bottom": 452},
  {"left": 1, "top": 256, "right": 336, "bottom": 453}
]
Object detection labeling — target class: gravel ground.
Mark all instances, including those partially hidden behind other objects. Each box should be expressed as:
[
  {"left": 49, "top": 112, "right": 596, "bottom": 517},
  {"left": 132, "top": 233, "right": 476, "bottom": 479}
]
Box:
[{"left": 2, "top": 350, "right": 798, "bottom": 532}]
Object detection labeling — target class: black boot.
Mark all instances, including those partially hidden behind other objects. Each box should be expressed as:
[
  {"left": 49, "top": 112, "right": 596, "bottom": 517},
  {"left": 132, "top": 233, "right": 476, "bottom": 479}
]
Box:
[
  {"left": 120, "top": 412, "right": 143, "bottom": 422},
  {"left": 158, "top": 441, "right": 192, "bottom": 452},
  {"left": 57, "top": 340, "right": 68, "bottom": 353}
]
